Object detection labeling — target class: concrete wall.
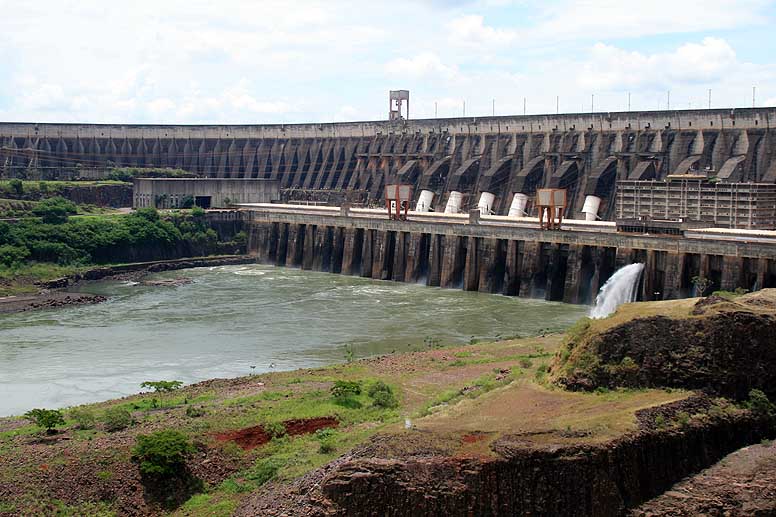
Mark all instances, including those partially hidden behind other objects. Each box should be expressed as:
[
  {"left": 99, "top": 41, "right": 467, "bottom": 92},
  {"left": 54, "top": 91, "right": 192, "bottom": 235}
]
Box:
[
  {"left": 3, "top": 107, "right": 776, "bottom": 221},
  {"left": 244, "top": 208, "right": 776, "bottom": 304},
  {"left": 133, "top": 178, "right": 279, "bottom": 208}
]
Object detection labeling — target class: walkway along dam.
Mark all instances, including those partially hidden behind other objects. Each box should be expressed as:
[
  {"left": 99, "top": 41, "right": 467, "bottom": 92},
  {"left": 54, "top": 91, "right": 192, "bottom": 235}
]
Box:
[{"left": 241, "top": 204, "right": 776, "bottom": 305}]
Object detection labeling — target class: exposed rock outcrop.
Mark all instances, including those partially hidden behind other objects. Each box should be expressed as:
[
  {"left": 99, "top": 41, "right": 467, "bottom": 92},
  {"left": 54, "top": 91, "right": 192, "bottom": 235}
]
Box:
[{"left": 551, "top": 290, "right": 776, "bottom": 399}]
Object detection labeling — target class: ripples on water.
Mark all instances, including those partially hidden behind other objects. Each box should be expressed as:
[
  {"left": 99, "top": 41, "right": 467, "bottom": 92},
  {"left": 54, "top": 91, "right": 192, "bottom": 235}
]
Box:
[{"left": 0, "top": 264, "right": 587, "bottom": 416}]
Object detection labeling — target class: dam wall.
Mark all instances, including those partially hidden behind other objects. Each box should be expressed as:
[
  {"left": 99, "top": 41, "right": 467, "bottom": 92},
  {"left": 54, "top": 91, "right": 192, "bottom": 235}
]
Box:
[
  {"left": 243, "top": 206, "right": 776, "bottom": 304},
  {"left": 3, "top": 107, "right": 776, "bottom": 220}
]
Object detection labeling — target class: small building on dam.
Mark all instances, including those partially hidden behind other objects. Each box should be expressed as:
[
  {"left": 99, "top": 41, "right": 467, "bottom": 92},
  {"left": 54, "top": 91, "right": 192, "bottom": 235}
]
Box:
[{"left": 133, "top": 178, "right": 280, "bottom": 209}]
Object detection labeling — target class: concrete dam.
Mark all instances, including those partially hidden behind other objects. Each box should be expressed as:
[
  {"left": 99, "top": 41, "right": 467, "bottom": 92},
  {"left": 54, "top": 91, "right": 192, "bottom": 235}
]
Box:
[
  {"left": 2, "top": 108, "right": 776, "bottom": 218},
  {"left": 2, "top": 107, "right": 776, "bottom": 303}
]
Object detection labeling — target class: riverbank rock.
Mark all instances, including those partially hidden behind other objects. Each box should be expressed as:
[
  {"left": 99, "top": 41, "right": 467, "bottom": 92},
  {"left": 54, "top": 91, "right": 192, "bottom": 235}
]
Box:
[
  {"left": 0, "top": 293, "right": 107, "bottom": 314},
  {"left": 550, "top": 289, "right": 776, "bottom": 399}
]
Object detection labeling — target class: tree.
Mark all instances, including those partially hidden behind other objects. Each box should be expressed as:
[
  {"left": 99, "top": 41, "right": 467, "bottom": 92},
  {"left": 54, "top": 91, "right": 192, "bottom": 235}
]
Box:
[
  {"left": 132, "top": 430, "right": 195, "bottom": 478},
  {"left": 24, "top": 408, "right": 65, "bottom": 434},
  {"left": 0, "top": 244, "right": 30, "bottom": 267},
  {"left": 691, "top": 275, "right": 713, "bottom": 297},
  {"left": 140, "top": 380, "right": 183, "bottom": 393},
  {"left": 32, "top": 196, "right": 77, "bottom": 224}
]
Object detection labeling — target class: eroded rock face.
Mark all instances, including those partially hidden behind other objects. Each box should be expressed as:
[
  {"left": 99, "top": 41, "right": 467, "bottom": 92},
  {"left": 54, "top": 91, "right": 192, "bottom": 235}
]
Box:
[
  {"left": 237, "top": 411, "right": 774, "bottom": 517},
  {"left": 553, "top": 293, "right": 776, "bottom": 399}
]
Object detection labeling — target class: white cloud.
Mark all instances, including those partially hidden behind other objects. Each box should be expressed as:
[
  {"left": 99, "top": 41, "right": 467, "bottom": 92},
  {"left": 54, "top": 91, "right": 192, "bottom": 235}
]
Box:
[
  {"left": 447, "top": 15, "right": 516, "bottom": 47},
  {"left": 578, "top": 37, "right": 738, "bottom": 91},
  {"left": 384, "top": 52, "right": 458, "bottom": 79},
  {"left": 0, "top": 1, "right": 773, "bottom": 123}
]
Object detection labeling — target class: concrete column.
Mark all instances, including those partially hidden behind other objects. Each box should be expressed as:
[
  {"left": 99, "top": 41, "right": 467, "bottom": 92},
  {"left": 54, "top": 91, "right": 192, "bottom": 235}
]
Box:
[
  {"left": 275, "top": 223, "right": 288, "bottom": 266},
  {"left": 302, "top": 225, "right": 315, "bottom": 270},
  {"left": 440, "top": 235, "right": 462, "bottom": 288},
  {"left": 285, "top": 224, "right": 303, "bottom": 267},
  {"left": 662, "top": 252, "right": 685, "bottom": 300},
  {"left": 615, "top": 247, "right": 634, "bottom": 269},
  {"left": 361, "top": 230, "right": 374, "bottom": 278},
  {"left": 562, "top": 244, "right": 583, "bottom": 304},
  {"left": 519, "top": 241, "right": 541, "bottom": 298},
  {"left": 331, "top": 227, "right": 344, "bottom": 274},
  {"left": 371, "top": 231, "right": 388, "bottom": 279},
  {"left": 464, "top": 236, "right": 480, "bottom": 291},
  {"left": 252, "top": 224, "right": 268, "bottom": 262},
  {"left": 341, "top": 228, "right": 357, "bottom": 275},
  {"left": 477, "top": 239, "right": 497, "bottom": 293},
  {"left": 643, "top": 250, "right": 658, "bottom": 301},
  {"left": 504, "top": 240, "right": 522, "bottom": 296},
  {"left": 720, "top": 256, "right": 743, "bottom": 292},
  {"left": 404, "top": 233, "right": 421, "bottom": 283},
  {"left": 392, "top": 232, "right": 408, "bottom": 282},
  {"left": 755, "top": 258, "right": 768, "bottom": 291},
  {"left": 312, "top": 226, "right": 328, "bottom": 271},
  {"left": 428, "top": 234, "right": 443, "bottom": 287}
]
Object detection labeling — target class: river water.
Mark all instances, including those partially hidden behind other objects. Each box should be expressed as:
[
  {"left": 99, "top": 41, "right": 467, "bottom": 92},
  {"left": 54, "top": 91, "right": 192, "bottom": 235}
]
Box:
[{"left": 0, "top": 264, "right": 587, "bottom": 416}]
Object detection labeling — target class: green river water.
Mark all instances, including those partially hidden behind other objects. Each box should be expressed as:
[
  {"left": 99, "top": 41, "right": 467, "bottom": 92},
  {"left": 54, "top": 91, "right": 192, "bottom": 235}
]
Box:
[{"left": 0, "top": 264, "right": 587, "bottom": 416}]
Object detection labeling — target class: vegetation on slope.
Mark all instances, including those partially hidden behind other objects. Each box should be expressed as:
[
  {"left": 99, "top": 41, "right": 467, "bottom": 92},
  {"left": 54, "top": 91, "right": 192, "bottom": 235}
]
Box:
[
  {"left": 0, "top": 206, "right": 246, "bottom": 296},
  {"left": 0, "top": 332, "right": 693, "bottom": 516}
]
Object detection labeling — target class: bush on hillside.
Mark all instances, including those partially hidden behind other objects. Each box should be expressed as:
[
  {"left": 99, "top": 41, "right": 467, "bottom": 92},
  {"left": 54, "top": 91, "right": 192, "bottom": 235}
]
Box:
[
  {"left": 32, "top": 196, "right": 77, "bottom": 224},
  {"left": 0, "top": 244, "right": 30, "bottom": 267},
  {"left": 132, "top": 430, "right": 195, "bottom": 478},
  {"left": 368, "top": 381, "right": 399, "bottom": 409},
  {"left": 24, "top": 408, "right": 65, "bottom": 434},
  {"left": 102, "top": 407, "right": 133, "bottom": 432}
]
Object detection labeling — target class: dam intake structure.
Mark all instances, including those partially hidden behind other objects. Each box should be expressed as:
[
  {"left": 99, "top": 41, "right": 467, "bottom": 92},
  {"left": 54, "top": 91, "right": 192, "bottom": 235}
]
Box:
[{"left": 242, "top": 204, "right": 776, "bottom": 305}]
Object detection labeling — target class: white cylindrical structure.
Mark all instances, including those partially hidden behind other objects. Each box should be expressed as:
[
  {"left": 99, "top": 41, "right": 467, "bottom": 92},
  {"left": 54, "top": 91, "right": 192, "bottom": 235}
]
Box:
[
  {"left": 415, "top": 190, "right": 434, "bottom": 212},
  {"left": 444, "top": 191, "right": 463, "bottom": 214},
  {"left": 508, "top": 193, "right": 529, "bottom": 217},
  {"left": 477, "top": 192, "right": 496, "bottom": 215},
  {"left": 581, "top": 195, "right": 602, "bottom": 222}
]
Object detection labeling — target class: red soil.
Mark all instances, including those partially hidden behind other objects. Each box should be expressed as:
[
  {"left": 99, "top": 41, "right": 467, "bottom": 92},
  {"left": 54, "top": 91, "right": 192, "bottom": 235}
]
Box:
[{"left": 215, "top": 416, "right": 339, "bottom": 450}]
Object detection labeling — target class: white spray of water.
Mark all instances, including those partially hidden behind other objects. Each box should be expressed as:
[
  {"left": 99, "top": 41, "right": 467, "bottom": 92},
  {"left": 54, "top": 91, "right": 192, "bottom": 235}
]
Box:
[{"left": 590, "top": 263, "right": 645, "bottom": 319}]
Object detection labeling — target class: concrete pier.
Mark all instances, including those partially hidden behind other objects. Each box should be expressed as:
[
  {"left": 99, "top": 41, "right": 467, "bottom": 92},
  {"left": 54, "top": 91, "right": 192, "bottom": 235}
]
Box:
[{"left": 242, "top": 204, "right": 776, "bottom": 304}]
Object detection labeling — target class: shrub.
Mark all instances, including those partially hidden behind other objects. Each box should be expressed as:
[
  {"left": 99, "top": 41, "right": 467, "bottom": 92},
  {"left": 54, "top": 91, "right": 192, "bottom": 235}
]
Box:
[
  {"left": 132, "top": 430, "right": 195, "bottom": 477},
  {"left": 32, "top": 196, "right": 77, "bottom": 224},
  {"left": 0, "top": 244, "right": 30, "bottom": 267},
  {"left": 246, "top": 457, "right": 285, "bottom": 486},
  {"left": 140, "top": 380, "right": 183, "bottom": 393},
  {"left": 102, "top": 407, "right": 133, "bottom": 432},
  {"left": 331, "top": 380, "right": 361, "bottom": 399},
  {"left": 676, "top": 411, "right": 690, "bottom": 427},
  {"left": 264, "top": 421, "right": 286, "bottom": 439},
  {"left": 368, "top": 381, "right": 398, "bottom": 409},
  {"left": 318, "top": 440, "right": 336, "bottom": 454},
  {"left": 519, "top": 357, "right": 533, "bottom": 369},
  {"left": 185, "top": 405, "right": 206, "bottom": 418},
  {"left": 69, "top": 408, "right": 97, "bottom": 430},
  {"left": 9, "top": 179, "right": 23, "bottom": 196},
  {"left": 24, "top": 408, "right": 65, "bottom": 434},
  {"left": 745, "top": 389, "right": 776, "bottom": 418}
]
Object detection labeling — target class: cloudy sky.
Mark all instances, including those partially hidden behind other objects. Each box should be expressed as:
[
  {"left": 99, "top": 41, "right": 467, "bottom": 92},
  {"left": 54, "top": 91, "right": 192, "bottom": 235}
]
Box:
[{"left": 0, "top": 0, "right": 774, "bottom": 124}]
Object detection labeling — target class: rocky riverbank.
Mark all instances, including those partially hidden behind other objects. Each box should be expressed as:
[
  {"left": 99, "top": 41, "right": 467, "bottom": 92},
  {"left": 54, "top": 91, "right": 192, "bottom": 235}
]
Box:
[{"left": 0, "top": 255, "right": 255, "bottom": 315}]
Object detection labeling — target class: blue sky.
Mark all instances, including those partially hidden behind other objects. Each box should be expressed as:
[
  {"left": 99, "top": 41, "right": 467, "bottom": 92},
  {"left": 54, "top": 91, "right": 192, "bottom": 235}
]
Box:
[{"left": 0, "top": 0, "right": 774, "bottom": 123}]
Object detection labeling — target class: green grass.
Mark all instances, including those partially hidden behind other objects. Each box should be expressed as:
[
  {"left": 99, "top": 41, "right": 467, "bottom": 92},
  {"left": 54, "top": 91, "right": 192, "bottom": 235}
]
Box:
[
  {"left": 0, "top": 262, "right": 84, "bottom": 296},
  {"left": 417, "top": 370, "right": 519, "bottom": 417}
]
